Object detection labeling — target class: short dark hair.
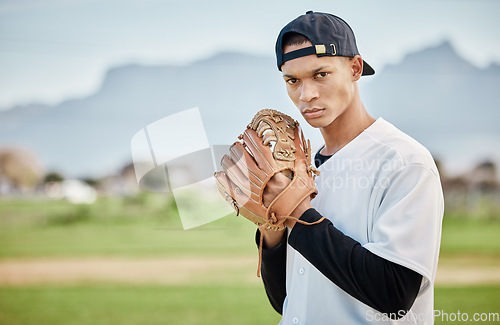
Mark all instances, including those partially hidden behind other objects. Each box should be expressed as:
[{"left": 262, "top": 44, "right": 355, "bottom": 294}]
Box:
[{"left": 281, "top": 32, "right": 311, "bottom": 49}]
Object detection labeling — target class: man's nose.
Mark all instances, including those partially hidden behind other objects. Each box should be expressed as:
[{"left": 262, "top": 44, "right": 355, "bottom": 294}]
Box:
[{"left": 299, "top": 81, "right": 319, "bottom": 102}]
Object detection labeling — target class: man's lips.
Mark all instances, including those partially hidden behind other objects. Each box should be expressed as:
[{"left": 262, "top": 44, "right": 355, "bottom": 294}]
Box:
[{"left": 302, "top": 108, "right": 325, "bottom": 119}]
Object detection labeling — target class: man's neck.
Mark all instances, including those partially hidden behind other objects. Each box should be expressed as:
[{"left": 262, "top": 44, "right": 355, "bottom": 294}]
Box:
[{"left": 319, "top": 95, "right": 375, "bottom": 156}]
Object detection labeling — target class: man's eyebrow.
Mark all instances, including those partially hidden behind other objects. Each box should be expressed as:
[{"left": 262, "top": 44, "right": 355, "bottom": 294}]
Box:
[
  {"left": 283, "top": 66, "right": 330, "bottom": 79},
  {"left": 313, "top": 66, "right": 329, "bottom": 73}
]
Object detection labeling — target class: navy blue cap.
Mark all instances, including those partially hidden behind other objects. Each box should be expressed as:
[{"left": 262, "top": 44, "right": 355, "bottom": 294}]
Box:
[{"left": 275, "top": 11, "right": 374, "bottom": 76}]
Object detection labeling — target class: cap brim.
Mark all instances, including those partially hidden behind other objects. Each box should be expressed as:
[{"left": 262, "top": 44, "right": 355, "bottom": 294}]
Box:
[{"left": 362, "top": 60, "right": 375, "bottom": 76}]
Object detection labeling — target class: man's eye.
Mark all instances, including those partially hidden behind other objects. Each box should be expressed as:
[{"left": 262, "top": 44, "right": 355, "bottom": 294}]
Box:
[
  {"left": 316, "top": 72, "right": 328, "bottom": 78},
  {"left": 286, "top": 78, "right": 298, "bottom": 85}
]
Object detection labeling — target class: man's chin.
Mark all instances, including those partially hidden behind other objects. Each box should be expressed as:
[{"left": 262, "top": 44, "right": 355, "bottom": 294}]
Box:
[
  {"left": 305, "top": 115, "right": 340, "bottom": 130},
  {"left": 304, "top": 119, "right": 327, "bottom": 129}
]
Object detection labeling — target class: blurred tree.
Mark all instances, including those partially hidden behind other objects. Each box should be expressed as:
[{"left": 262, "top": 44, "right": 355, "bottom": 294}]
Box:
[
  {"left": 467, "top": 160, "right": 500, "bottom": 219},
  {"left": 82, "top": 178, "right": 100, "bottom": 187},
  {"left": 44, "top": 171, "right": 65, "bottom": 183},
  {"left": 0, "top": 147, "right": 44, "bottom": 191},
  {"left": 471, "top": 160, "right": 498, "bottom": 192}
]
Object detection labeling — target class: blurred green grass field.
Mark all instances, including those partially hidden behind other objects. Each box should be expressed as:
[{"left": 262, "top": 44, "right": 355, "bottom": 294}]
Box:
[
  {"left": 0, "top": 194, "right": 499, "bottom": 325},
  {"left": 0, "top": 285, "right": 281, "bottom": 325},
  {"left": 0, "top": 285, "right": 497, "bottom": 325},
  {"left": 0, "top": 194, "right": 257, "bottom": 258}
]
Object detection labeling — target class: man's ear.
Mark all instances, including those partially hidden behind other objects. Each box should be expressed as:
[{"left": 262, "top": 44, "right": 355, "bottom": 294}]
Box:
[{"left": 351, "top": 55, "right": 363, "bottom": 81}]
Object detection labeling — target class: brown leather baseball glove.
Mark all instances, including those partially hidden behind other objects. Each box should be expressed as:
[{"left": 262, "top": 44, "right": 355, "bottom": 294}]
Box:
[{"left": 214, "top": 109, "right": 324, "bottom": 274}]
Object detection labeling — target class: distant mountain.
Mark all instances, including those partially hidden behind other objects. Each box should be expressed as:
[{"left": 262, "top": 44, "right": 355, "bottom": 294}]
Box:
[
  {"left": 0, "top": 52, "right": 290, "bottom": 177},
  {"left": 1, "top": 42, "right": 499, "bottom": 177},
  {"left": 363, "top": 41, "right": 500, "bottom": 173}
]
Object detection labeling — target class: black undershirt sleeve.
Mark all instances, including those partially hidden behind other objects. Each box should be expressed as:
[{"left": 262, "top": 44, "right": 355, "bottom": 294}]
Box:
[
  {"left": 257, "top": 149, "right": 423, "bottom": 318},
  {"left": 289, "top": 209, "right": 422, "bottom": 318},
  {"left": 256, "top": 229, "right": 287, "bottom": 314}
]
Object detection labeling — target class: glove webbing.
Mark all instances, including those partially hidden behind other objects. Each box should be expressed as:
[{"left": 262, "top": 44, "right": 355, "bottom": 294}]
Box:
[{"left": 257, "top": 214, "right": 326, "bottom": 277}]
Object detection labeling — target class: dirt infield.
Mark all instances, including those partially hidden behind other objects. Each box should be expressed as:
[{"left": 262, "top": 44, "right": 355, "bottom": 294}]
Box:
[
  {"left": 0, "top": 257, "right": 261, "bottom": 286},
  {"left": 0, "top": 256, "right": 499, "bottom": 287}
]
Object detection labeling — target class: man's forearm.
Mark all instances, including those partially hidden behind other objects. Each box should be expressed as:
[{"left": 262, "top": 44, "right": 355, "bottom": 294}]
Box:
[{"left": 256, "top": 228, "right": 288, "bottom": 314}]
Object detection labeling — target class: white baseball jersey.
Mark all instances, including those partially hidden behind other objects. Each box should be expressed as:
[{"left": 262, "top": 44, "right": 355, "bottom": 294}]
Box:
[{"left": 280, "top": 118, "right": 444, "bottom": 324}]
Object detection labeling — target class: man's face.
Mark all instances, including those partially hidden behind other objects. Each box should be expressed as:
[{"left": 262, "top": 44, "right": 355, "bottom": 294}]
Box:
[{"left": 281, "top": 41, "right": 358, "bottom": 129}]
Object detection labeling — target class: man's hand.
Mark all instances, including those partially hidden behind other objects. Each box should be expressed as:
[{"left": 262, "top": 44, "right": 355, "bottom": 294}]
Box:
[
  {"left": 214, "top": 109, "right": 321, "bottom": 277},
  {"left": 215, "top": 108, "right": 319, "bottom": 232},
  {"left": 263, "top": 172, "right": 313, "bottom": 231},
  {"left": 262, "top": 172, "right": 291, "bottom": 207}
]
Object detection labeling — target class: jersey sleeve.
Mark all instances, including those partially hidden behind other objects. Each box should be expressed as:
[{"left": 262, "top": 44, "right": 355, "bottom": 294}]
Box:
[{"left": 363, "top": 164, "right": 444, "bottom": 293}]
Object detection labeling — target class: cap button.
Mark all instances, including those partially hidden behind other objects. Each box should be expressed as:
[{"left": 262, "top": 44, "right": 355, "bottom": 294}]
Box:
[{"left": 306, "top": 10, "right": 313, "bottom": 14}]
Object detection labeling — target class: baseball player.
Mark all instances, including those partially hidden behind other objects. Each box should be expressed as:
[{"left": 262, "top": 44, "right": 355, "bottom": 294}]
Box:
[{"left": 257, "top": 11, "right": 444, "bottom": 324}]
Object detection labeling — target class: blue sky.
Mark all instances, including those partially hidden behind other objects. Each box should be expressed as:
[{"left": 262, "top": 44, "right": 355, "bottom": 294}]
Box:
[{"left": 1, "top": 0, "right": 500, "bottom": 109}]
